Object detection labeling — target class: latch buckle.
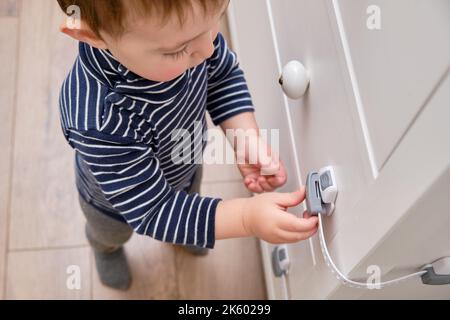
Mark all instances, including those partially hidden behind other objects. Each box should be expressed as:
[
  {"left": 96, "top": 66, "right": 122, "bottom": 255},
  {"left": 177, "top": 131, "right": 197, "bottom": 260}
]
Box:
[{"left": 305, "top": 166, "right": 338, "bottom": 216}]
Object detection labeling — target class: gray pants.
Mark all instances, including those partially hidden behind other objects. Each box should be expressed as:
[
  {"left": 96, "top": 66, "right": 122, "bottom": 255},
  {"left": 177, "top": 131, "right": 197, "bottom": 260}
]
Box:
[{"left": 79, "top": 165, "right": 204, "bottom": 253}]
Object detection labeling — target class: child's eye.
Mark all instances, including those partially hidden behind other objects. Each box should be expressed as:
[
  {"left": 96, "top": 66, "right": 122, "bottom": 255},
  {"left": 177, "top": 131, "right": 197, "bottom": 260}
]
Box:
[{"left": 164, "top": 47, "right": 189, "bottom": 60}]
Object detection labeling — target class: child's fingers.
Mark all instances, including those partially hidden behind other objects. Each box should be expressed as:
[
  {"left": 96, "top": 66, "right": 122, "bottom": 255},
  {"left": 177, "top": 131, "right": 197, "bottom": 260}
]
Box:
[
  {"left": 244, "top": 177, "right": 252, "bottom": 185},
  {"left": 277, "top": 212, "right": 318, "bottom": 232},
  {"left": 267, "top": 173, "right": 286, "bottom": 188},
  {"left": 258, "top": 176, "right": 274, "bottom": 191},
  {"left": 248, "top": 180, "right": 263, "bottom": 193},
  {"left": 303, "top": 210, "right": 313, "bottom": 219},
  {"left": 302, "top": 226, "right": 319, "bottom": 239},
  {"left": 260, "top": 164, "right": 279, "bottom": 176},
  {"left": 275, "top": 227, "right": 318, "bottom": 243},
  {"left": 272, "top": 187, "right": 306, "bottom": 207},
  {"left": 244, "top": 177, "right": 262, "bottom": 193},
  {"left": 265, "top": 167, "right": 286, "bottom": 186},
  {"left": 274, "top": 229, "right": 306, "bottom": 243}
]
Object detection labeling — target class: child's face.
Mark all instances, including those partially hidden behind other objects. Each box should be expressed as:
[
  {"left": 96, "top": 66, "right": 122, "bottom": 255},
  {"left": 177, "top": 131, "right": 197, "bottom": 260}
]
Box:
[{"left": 98, "top": 2, "right": 228, "bottom": 82}]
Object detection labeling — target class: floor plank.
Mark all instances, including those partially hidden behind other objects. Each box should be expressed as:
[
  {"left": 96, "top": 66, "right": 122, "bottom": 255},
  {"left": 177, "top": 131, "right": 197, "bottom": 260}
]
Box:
[
  {"left": 8, "top": 0, "right": 86, "bottom": 250},
  {"left": 0, "top": 0, "right": 17, "bottom": 17},
  {"left": 176, "top": 181, "right": 267, "bottom": 299},
  {"left": 92, "top": 235, "right": 178, "bottom": 299},
  {"left": 0, "top": 15, "right": 19, "bottom": 300},
  {"left": 6, "top": 247, "right": 91, "bottom": 299}
]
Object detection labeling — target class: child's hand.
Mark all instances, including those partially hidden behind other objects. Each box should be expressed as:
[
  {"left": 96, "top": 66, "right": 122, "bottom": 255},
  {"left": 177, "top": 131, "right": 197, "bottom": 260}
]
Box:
[
  {"left": 241, "top": 187, "right": 318, "bottom": 244},
  {"left": 237, "top": 135, "right": 287, "bottom": 193}
]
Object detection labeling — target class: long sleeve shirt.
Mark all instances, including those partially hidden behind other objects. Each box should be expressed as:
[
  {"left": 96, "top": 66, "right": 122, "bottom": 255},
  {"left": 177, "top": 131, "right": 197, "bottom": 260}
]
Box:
[{"left": 58, "top": 32, "right": 255, "bottom": 248}]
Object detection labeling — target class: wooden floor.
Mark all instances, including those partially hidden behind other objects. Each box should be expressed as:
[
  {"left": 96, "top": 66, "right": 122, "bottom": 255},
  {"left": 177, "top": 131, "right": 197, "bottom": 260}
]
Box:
[{"left": 0, "top": 0, "right": 266, "bottom": 300}]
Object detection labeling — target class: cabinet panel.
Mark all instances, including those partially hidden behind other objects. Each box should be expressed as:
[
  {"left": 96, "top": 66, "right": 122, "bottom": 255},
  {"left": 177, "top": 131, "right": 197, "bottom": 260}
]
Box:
[
  {"left": 269, "top": 0, "right": 374, "bottom": 298},
  {"left": 337, "top": 0, "right": 450, "bottom": 170},
  {"left": 228, "top": 0, "right": 311, "bottom": 299},
  {"left": 330, "top": 70, "right": 450, "bottom": 299}
]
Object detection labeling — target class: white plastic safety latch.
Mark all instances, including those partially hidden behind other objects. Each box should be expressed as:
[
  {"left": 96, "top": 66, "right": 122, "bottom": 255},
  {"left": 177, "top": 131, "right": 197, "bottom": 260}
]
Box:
[
  {"left": 271, "top": 245, "right": 290, "bottom": 277},
  {"left": 421, "top": 257, "right": 450, "bottom": 285},
  {"left": 305, "top": 166, "right": 338, "bottom": 216}
]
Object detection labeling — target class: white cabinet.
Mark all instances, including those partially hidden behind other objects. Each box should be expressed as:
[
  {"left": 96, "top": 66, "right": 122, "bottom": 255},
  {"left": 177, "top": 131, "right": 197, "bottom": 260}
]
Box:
[
  {"left": 337, "top": 0, "right": 450, "bottom": 170},
  {"left": 228, "top": 0, "right": 450, "bottom": 299}
]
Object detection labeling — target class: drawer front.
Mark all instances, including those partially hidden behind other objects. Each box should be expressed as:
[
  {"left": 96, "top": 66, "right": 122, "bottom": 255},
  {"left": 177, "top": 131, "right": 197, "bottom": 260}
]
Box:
[
  {"left": 228, "top": 0, "right": 309, "bottom": 299},
  {"left": 336, "top": 0, "right": 450, "bottom": 170},
  {"left": 269, "top": 0, "right": 374, "bottom": 298}
]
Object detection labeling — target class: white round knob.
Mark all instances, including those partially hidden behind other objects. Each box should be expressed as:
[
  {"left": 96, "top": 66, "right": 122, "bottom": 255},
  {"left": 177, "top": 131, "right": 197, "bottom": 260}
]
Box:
[{"left": 279, "top": 60, "right": 310, "bottom": 99}]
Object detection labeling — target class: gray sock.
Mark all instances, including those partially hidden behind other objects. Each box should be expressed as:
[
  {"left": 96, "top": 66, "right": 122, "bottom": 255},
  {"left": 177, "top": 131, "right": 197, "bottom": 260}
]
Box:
[
  {"left": 93, "top": 247, "right": 132, "bottom": 290},
  {"left": 180, "top": 244, "right": 210, "bottom": 256}
]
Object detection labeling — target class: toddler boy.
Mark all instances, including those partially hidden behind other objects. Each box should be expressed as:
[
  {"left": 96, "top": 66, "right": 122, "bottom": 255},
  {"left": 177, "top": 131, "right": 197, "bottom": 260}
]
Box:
[{"left": 57, "top": 0, "right": 318, "bottom": 290}]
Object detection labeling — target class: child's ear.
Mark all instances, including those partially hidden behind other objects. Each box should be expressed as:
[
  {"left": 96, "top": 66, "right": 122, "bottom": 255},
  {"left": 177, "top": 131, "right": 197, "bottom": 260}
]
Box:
[{"left": 59, "top": 19, "right": 108, "bottom": 50}]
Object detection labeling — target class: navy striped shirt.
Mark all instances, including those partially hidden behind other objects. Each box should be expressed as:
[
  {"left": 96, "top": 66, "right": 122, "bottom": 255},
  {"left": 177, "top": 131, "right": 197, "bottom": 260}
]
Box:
[{"left": 58, "top": 32, "right": 255, "bottom": 248}]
